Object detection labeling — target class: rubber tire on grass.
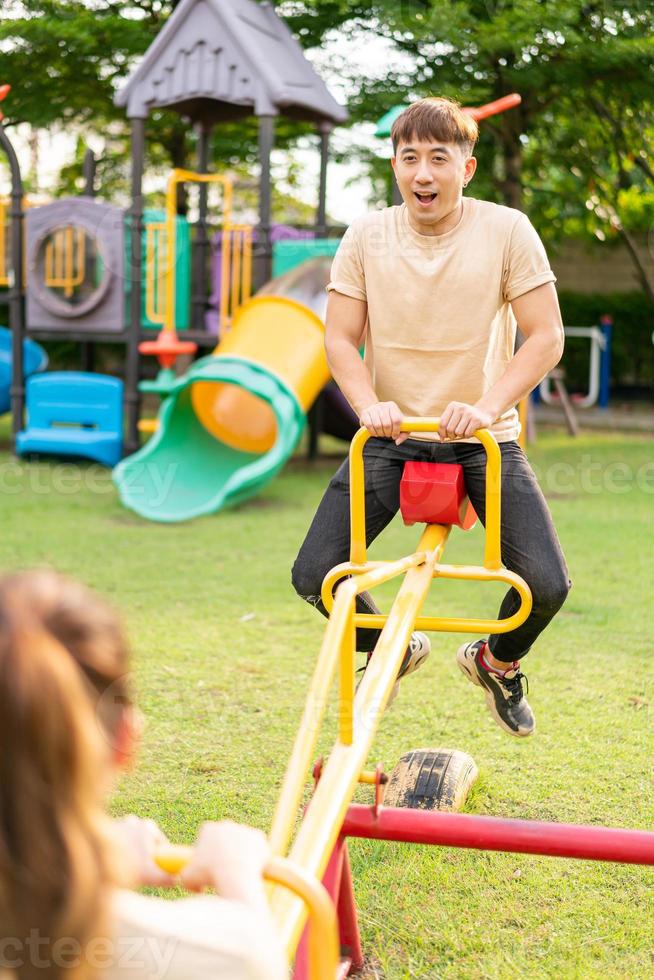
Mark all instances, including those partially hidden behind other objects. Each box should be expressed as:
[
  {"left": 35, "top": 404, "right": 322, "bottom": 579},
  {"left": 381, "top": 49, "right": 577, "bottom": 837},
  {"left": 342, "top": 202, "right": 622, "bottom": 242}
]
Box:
[{"left": 384, "top": 748, "right": 478, "bottom": 812}]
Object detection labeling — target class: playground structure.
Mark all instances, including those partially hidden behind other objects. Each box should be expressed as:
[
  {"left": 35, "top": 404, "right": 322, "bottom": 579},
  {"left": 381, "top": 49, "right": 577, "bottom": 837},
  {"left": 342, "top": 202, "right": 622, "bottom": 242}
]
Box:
[
  {"left": 114, "top": 289, "right": 331, "bottom": 520},
  {"left": 0, "top": 0, "right": 533, "bottom": 523},
  {"left": 538, "top": 317, "right": 612, "bottom": 408},
  {"left": 15, "top": 372, "right": 123, "bottom": 466},
  {"left": 152, "top": 419, "right": 654, "bottom": 976},
  {"left": 0, "top": 0, "right": 350, "bottom": 466},
  {"left": 112, "top": 160, "right": 353, "bottom": 519},
  {"left": 517, "top": 318, "right": 613, "bottom": 442},
  {"left": 538, "top": 320, "right": 612, "bottom": 409}
]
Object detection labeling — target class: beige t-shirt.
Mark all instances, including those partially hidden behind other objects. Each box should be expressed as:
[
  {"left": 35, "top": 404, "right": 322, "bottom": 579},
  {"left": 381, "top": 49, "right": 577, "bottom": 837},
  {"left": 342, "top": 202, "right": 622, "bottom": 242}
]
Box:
[
  {"left": 102, "top": 890, "right": 288, "bottom": 979},
  {"left": 327, "top": 199, "right": 556, "bottom": 442}
]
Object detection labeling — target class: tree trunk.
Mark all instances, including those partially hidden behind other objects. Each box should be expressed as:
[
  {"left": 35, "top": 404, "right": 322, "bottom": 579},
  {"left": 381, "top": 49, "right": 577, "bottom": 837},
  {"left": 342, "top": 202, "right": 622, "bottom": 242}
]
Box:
[
  {"left": 498, "top": 123, "right": 523, "bottom": 210},
  {"left": 28, "top": 126, "right": 39, "bottom": 190},
  {"left": 617, "top": 225, "right": 654, "bottom": 306}
]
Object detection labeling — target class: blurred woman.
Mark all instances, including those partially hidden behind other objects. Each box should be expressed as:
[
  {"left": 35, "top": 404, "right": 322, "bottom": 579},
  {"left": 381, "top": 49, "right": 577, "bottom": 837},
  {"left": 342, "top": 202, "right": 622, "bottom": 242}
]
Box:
[{"left": 0, "top": 569, "right": 287, "bottom": 979}]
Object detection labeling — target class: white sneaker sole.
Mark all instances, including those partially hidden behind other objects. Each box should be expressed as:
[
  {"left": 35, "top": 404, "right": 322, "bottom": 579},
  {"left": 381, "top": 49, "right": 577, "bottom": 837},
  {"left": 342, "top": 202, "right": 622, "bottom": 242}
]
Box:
[{"left": 387, "top": 634, "right": 431, "bottom": 708}]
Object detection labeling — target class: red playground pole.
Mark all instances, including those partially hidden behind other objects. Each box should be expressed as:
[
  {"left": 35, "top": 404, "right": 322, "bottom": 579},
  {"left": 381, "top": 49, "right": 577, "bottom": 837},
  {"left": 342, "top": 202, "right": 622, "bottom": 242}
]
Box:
[
  {"left": 294, "top": 836, "right": 364, "bottom": 979},
  {"left": 342, "top": 804, "right": 654, "bottom": 865}
]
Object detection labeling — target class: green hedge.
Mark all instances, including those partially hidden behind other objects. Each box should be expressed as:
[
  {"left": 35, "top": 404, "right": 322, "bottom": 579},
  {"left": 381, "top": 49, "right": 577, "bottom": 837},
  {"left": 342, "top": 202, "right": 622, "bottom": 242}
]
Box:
[{"left": 558, "top": 291, "right": 654, "bottom": 396}]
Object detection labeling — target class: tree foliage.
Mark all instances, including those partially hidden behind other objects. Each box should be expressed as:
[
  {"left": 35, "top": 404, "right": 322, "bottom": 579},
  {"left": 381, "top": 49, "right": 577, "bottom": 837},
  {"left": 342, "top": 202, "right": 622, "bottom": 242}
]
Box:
[
  {"left": 0, "top": 0, "right": 321, "bottom": 209},
  {"left": 284, "top": 0, "right": 654, "bottom": 211}
]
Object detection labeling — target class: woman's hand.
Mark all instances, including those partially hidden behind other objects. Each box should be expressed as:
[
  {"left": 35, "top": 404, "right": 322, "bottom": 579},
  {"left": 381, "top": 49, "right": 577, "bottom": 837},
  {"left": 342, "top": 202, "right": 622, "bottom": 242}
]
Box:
[
  {"left": 180, "top": 821, "right": 271, "bottom": 912},
  {"left": 113, "top": 815, "right": 176, "bottom": 888}
]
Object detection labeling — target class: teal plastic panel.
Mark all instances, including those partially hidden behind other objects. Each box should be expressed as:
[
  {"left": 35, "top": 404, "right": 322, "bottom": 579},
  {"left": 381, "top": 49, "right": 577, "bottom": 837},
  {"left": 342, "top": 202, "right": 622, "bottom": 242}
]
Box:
[
  {"left": 124, "top": 211, "right": 191, "bottom": 330},
  {"left": 272, "top": 238, "right": 340, "bottom": 279}
]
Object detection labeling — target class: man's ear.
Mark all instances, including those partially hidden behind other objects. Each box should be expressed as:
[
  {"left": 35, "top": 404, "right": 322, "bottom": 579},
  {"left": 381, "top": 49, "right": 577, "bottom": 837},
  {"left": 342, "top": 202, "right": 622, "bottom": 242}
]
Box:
[{"left": 464, "top": 155, "right": 478, "bottom": 184}]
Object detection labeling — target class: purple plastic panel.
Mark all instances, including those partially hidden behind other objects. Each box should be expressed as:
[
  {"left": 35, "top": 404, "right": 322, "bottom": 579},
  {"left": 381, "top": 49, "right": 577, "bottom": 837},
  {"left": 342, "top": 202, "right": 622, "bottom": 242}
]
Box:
[{"left": 206, "top": 223, "right": 313, "bottom": 335}]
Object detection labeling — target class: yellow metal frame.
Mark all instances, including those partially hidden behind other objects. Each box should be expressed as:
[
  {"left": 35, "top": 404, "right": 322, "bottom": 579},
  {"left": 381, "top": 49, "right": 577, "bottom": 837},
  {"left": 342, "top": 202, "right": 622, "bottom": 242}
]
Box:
[
  {"left": 145, "top": 221, "right": 167, "bottom": 325},
  {"left": 43, "top": 225, "right": 86, "bottom": 297},
  {"left": 154, "top": 849, "right": 338, "bottom": 980},
  {"left": 164, "top": 169, "right": 232, "bottom": 335},
  {"left": 1, "top": 198, "right": 88, "bottom": 294},
  {"left": 266, "top": 420, "right": 533, "bottom": 961},
  {"left": 0, "top": 196, "right": 37, "bottom": 287},
  {"left": 152, "top": 420, "right": 533, "bottom": 976},
  {"left": 161, "top": 169, "right": 252, "bottom": 336}
]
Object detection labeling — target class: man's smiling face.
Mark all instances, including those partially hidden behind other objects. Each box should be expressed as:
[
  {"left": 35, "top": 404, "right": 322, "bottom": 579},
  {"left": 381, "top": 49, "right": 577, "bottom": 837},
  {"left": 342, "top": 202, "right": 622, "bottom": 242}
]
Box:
[{"left": 392, "top": 137, "right": 476, "bottom": 235}]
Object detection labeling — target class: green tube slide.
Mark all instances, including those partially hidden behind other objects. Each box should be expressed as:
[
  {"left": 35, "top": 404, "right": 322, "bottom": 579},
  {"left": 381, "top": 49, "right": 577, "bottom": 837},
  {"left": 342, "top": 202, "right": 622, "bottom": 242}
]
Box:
[{"left": 113, "top": 356, "right": 305, "bottom": 523}]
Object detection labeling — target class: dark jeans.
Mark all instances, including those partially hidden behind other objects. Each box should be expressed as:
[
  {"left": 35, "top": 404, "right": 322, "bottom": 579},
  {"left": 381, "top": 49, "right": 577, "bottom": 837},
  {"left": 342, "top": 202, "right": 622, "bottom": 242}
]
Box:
[{"left": 291, "top": 438, "right": 571, "bottom": 664}]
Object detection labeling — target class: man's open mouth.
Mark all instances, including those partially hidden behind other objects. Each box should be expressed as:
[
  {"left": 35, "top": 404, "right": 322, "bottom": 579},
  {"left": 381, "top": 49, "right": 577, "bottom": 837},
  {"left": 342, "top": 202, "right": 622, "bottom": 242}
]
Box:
[{"left": 414, "top": 191, "right": 437, "bottom": 206}]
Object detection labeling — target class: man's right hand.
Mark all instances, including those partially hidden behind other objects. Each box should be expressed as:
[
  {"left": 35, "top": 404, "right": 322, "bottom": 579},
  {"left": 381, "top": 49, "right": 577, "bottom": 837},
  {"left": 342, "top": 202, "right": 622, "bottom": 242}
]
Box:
[{"left": 360, "top": 401, "right": 408, "bottom": 444}]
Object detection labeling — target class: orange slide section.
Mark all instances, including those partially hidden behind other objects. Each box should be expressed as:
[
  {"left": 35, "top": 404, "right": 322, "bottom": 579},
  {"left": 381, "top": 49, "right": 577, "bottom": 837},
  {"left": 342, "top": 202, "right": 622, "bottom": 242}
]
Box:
[{"left": 192, "top": 295, "right": 329, "bottom": 454}]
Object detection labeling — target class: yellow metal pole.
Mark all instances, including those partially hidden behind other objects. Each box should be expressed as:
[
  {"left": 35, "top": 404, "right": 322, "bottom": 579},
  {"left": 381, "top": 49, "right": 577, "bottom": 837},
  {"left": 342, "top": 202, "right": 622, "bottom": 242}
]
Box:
[
  {"left": 44, "top": 240, "right": 53, "bottom": 286},
  {"left": 348, "top": 427, "right": 369, "bottom": 565},
  {"left": 64, "top": 225, "right": 73, "bottom": 297},
  {"left": 145, "top": 225, "right": 156, "bottom": 324},
  {"left": 75, "top": 227, "right": 86, "bottom": 288},
  {"left": 55, "top": 229, "right": 64, "bottom": 283},
  {"left": 0, "top": 200, "right": 7, "bottom": 285},
  {"left": 242, "top": 227, "right": 252, "bottom": 304},
  {"left": 269, "top": 524, "right": 449, "bottom": 957},
  {"left": 220, "top": 226, "right": 231, "bottom": 332},
  {"left": 1, "top": 195, "right": 35, "bottom": 288},
  {"left": 338, "top": 600, "right": 355, "bottom": 745},
  {"left": 269, "top": 549, "right": 430, "bottom": 860},
  {"left": 164, "top": 174, "right": 178, "bottom": 335},
  {"left": 145, "top": 223, "right": 167, "bottom": 326}
]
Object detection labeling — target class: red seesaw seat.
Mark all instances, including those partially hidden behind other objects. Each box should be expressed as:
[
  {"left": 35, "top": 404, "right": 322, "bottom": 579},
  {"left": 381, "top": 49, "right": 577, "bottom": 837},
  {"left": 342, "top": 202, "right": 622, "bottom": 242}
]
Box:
[{"left": 400, "top": 461, "right": 477, "bottom": 530}]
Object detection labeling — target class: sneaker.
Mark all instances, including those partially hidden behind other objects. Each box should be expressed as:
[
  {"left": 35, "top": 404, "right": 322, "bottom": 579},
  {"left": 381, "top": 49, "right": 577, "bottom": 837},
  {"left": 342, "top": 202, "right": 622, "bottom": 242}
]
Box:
[
  {"left": 357, "top": 631, "right": 431, "bottom": 707},
  {"left": 456, "top": 639, "right": 535, "bottom": 737}
]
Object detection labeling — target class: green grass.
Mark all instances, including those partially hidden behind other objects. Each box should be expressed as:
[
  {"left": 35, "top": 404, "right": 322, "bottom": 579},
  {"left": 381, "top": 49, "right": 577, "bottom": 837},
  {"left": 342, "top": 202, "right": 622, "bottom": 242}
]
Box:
[{"left": 1, "top": 420, "right": 653, "bottom": 979}]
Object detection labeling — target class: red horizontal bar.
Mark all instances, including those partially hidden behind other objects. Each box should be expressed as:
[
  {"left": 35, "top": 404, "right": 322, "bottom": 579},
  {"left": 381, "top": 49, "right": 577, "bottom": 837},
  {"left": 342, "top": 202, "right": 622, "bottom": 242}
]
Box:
[{"left": 342, "top": 804, "right": 654, "bottom": 865}]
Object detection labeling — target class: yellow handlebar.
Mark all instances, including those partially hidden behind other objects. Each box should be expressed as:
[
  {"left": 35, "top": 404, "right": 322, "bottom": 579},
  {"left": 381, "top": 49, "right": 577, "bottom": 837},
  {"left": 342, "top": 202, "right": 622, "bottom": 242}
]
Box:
[
  {"left": 154, "top": 849, "right": 339, "bottom": 980},
  {"left": 349, "top": 420, "right": 502, "bottom": 570},
  {"left": 154, "top": 844, "right": 193, "bottom": 874}
]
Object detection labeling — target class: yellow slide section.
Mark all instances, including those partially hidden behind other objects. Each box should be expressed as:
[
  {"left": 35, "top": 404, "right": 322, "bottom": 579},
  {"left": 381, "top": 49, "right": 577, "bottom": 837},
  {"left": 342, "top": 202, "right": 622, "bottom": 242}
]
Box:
[{"left": 192, "top": 295, "right": 330, "bottom": 454}]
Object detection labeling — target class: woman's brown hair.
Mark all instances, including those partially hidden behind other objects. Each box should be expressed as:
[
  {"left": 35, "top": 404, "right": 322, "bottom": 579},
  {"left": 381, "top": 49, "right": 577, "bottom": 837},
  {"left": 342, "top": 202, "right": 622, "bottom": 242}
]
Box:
[{"left": 0, "top": 570, "right": 131, "bottom": 979}]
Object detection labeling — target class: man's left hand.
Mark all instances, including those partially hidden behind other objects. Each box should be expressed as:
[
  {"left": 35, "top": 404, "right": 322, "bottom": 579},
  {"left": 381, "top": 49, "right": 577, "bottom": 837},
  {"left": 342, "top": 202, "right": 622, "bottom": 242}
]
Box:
[{"left": 439, "top": 402, "right": 495, "bottom": 441}]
